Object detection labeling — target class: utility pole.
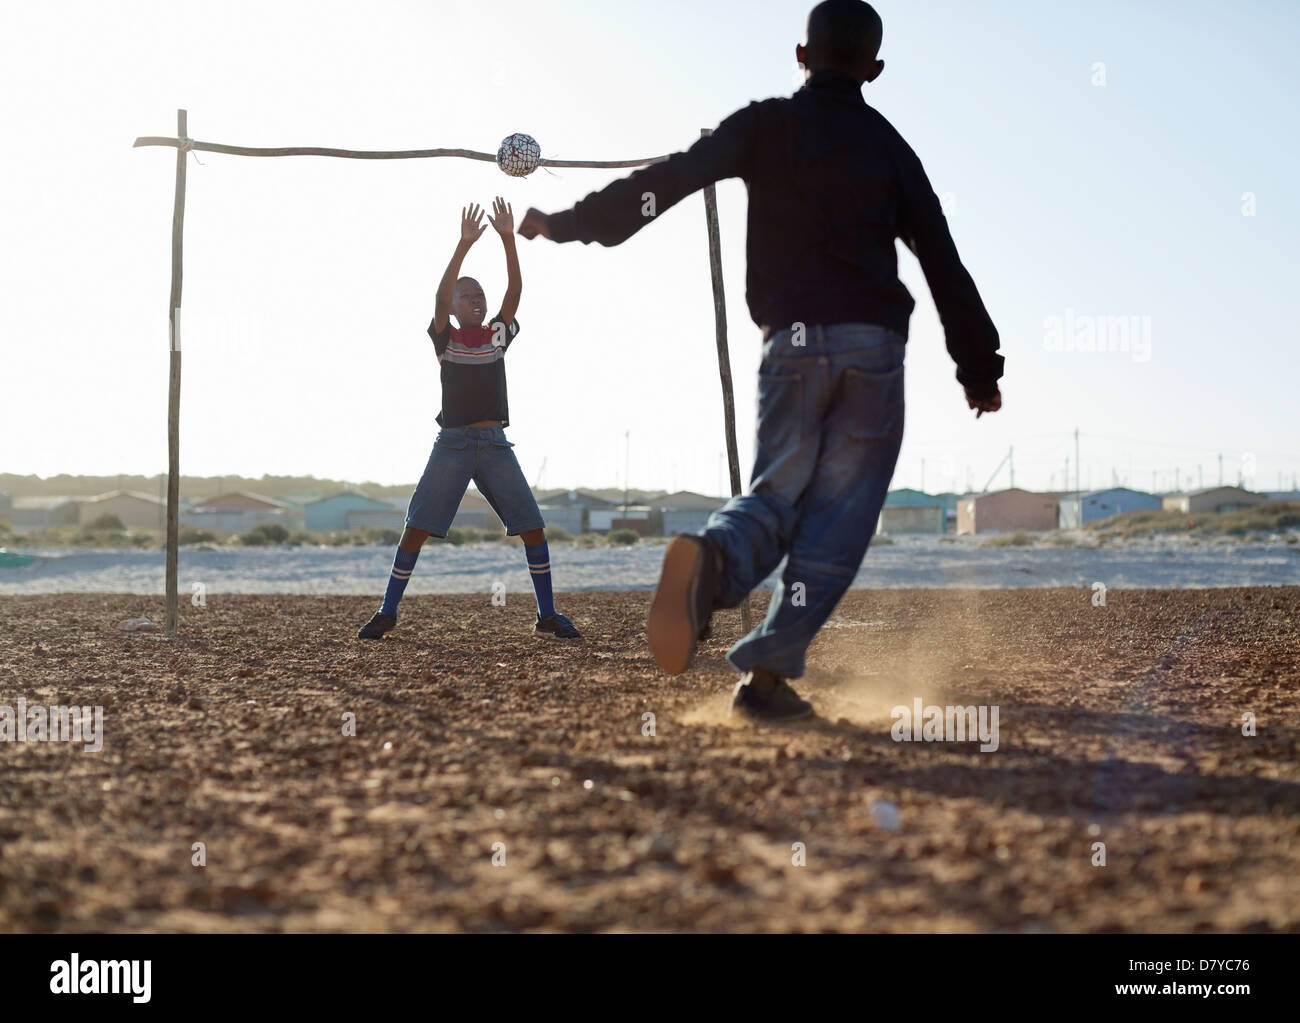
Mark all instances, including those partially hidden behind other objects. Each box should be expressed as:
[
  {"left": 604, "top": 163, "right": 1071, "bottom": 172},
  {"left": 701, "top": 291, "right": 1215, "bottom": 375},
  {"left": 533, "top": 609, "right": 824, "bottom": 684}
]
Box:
[
  {"left": 1218, "top": 453, "right": 1223, "bottom": 487},
  {"left": 1074, "top": 428, "right": 1080, "bottom": 498},
  {"left": 1198, "top": 465, "right": 1203, "bottom": 489},
  {"left": 622, "top": 430, "right": 630, "bottom": 527}
]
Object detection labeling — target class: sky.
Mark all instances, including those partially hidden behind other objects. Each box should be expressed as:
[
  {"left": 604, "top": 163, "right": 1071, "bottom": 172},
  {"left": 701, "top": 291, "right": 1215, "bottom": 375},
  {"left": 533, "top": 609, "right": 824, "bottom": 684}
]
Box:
[{"left": 1, "top": 0, "right": 1297, "bottom": 497}]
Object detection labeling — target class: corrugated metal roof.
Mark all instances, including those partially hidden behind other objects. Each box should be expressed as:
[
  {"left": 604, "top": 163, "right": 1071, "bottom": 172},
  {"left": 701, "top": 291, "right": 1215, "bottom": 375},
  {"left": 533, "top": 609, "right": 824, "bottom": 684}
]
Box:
[
  {"left": 190, "top": 491, "right": 291, "bottom": 511},
  {"left": 80, "top": 490, "right": 164, "bottom": 506}
]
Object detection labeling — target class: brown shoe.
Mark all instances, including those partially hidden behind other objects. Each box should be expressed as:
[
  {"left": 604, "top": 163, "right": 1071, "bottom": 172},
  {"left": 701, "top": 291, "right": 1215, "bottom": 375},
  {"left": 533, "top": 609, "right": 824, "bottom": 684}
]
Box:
[{"left": 646, "top": 534, "right": 719, "bottom": 675}]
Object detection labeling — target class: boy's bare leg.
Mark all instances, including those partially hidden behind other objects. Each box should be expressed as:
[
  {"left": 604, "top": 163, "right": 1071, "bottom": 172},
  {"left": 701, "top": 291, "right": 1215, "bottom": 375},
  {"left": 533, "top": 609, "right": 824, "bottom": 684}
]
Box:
[
  {"left": 399, "top": 527, "right": 430, "bottom": 554},
  {"left": 358, "top": 526, "right": 433, "bottom": 639}
]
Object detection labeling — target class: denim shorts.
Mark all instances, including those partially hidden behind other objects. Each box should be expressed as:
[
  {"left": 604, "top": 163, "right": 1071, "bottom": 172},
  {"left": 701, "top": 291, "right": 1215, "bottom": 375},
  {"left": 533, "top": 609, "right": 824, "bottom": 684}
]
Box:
[{"left": 405, "top": 425, "right": 545, "bottom": 537}]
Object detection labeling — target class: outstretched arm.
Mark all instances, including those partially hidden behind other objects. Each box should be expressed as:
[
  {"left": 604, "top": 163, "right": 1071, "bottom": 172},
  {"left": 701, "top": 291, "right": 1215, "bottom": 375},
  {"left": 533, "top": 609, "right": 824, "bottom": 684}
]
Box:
[
  {"left": 433, "top": 204, "right": 487, "bottom": 334},
  {"left": 518, "top": 101, "right": 765, "bottom": 245},
  {"left": 488, "top": 196, "right": 521, "bottom": 324}
]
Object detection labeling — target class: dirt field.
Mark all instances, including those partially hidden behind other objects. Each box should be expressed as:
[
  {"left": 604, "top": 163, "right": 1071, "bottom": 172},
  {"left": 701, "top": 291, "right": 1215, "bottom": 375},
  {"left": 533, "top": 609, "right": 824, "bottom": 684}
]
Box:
[{"left": 1, "top": 587, "right": 1298, "bottom": 932}]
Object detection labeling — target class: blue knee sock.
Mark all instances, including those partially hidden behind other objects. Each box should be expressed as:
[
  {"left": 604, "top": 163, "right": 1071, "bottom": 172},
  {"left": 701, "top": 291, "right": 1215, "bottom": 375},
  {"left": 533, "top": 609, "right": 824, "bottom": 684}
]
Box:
[
  {"left": 380, "top": 547, "right": 419, "bottom": 617},
  {"left": 525, "top": 541, "right": 555, "bottom": 619}
]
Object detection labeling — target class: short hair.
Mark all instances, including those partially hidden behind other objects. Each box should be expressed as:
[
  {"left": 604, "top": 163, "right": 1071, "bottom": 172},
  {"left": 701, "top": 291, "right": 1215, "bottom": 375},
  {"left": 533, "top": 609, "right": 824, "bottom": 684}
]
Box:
[
  {"left": 807, "top": 0, "right": 883, "bottom": 65},
  {"left": 454, "top": 276, "right": 482, "bottom": 296}
]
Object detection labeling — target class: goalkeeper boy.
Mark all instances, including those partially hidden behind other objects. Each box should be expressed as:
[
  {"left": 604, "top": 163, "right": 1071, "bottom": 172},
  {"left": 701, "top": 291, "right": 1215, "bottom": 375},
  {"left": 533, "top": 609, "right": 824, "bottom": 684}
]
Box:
[
  {"left": 519, "top": 0, "right": 1002, "bottom": 719},
  {"left": 358, "top": 198, "right": 581, "bottom": 641}
]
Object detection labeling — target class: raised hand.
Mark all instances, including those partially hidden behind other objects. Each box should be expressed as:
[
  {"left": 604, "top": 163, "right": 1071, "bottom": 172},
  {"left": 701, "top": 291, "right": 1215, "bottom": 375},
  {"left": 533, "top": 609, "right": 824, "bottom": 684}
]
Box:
[
  {"left": 461, "top": 203, "right": 487, "bottom": 244},
  {"left": 487, "top": 196, "right": 514, "bottom": 235}
]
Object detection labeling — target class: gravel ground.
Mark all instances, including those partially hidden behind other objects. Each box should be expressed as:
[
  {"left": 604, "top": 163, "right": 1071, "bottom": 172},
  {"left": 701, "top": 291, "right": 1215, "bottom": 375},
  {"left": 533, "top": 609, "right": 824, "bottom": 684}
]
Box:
[{"left": 1, "top": 587, "right": 1297, "bottom": 932}]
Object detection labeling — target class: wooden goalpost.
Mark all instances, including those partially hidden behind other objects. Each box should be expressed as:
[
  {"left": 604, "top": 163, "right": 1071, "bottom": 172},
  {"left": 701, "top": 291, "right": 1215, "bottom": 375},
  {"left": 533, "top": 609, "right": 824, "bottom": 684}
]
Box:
[{"left": 135, "top": 111, "right": 750, "bottom": 637}]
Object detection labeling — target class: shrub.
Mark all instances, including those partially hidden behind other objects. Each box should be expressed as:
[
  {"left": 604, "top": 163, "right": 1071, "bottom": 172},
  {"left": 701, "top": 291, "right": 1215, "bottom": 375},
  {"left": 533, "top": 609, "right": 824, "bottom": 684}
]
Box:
[
  {"left": 435, "top": 527, "right": 506, "bottom": 545},
  {"left": 71, "top": 529, "right": 132, "bottom": 547},
  {"left": 607, "top": 529, "right": 640, "bottom": 546},
  {"left": 981, "top": 530, "right": 1035, "bottom": 547},
  {"left": 356, "top": 526, "right": 402, "bottom": 546},
  {"left": 545, "top": 525, "right": 574, "bottom": 542},
  {"left": 0, "top": 519, "right": 12, "bottom": 534},
  {"left": 178, "top": 526, "right": 218, "bottom": 545},
  {"left": 241, "top": 522, "right": 290, "bottom": 545},
  {"left": 86, "top": 513, "right": 126, "bottom": 531}
]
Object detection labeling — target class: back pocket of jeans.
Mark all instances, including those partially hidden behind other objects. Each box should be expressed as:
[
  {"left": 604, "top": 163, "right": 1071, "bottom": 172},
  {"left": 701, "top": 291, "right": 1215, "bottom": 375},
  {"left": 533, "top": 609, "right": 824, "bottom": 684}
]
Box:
[{"left": 840, "top": 364, "right": 904, "bottom": 441}]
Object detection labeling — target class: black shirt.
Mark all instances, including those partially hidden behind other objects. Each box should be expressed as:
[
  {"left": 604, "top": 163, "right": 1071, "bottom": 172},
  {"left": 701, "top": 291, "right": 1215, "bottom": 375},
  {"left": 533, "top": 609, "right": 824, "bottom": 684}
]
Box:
[
  {"left": 546, "top": 70, "right": 1003, "bottom": 398},
  {"left": 427, "top": 313, "right": 521, "bottom": 427}
]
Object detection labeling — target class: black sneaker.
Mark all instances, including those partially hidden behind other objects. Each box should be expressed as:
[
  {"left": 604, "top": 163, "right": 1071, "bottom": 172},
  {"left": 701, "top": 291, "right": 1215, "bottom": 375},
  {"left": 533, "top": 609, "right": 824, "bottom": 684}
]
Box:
[
  {"left": 357, "top": 611, "right": 396, "bottom": 640},
  {"left": 647, "top": 534, "right": 720, "bottom": 675},
  {"left": 731, "top": 673, "right": 814, "bottom": 722},
  {"left": 534, "top": 612, "right": 582, "bottom": 640}
]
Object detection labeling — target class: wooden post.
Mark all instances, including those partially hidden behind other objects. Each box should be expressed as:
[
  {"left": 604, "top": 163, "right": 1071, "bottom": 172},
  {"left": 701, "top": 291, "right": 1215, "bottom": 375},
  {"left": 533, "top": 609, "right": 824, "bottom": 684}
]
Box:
[
  {"left": 700, "top": 129, "right": 751, "bottom": 633},
  {"left": 132, "top": 121, "right": 706, "bottom": 632},
  {"left": 165, "top": 109, "right": 187, "bottom": 637}
]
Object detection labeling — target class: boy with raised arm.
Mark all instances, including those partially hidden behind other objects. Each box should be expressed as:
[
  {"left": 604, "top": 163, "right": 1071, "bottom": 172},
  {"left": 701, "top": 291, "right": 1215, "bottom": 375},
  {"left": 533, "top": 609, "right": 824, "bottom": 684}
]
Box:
[{"left": 358, "top": 198, "right": 581, "bottom": 642}]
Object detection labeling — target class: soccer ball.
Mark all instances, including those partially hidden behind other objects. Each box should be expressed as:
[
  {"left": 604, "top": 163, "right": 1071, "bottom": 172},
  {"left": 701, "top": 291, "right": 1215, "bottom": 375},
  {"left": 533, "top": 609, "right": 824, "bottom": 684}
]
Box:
[{"left": 496, "top": 133, "right": 541, "bottom": 177}]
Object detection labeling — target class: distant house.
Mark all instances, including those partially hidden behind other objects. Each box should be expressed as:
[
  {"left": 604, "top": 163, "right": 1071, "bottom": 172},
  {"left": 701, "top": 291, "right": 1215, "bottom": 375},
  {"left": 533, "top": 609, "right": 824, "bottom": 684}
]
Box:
[
  {"left": 283, "top": 490, "right": 326, "bottom": 506},
  {"left": 535, "top": 489, "right": 620, "bottom": 535},
  {"left": 304, "top": 492, "right": 396, "bottom": 531},
  {"left": 933, "top": 492, "right": 961, "bottom": 532},
  {"left": 879, "top": 488, "right": 945, "bottom": 535},
  {"left": 183, "top": 491, "right": 300, "bottom": 533},
  {"left": 589, "top": 504, "right": 655, "bottom": 535},
  {"left": 957, "top": 488, "right": 1061, "bottom": 534},
  {"left": 8, "top": 496, "right": 81, "bottom": 532},
  {"left": 1162, "top": 486, "right": 1266, "bottom": 515},
  {"left": 78, "top": 490, "right": 166, "bottom": 530},
  {"left": 1058, "top": 487, "right": 1162, "bottom": 528},
  {"left": 444, "top": 490, "right": 504, "bottom": 534},
  {"left": 345, "top": 508, "right": 407, "bottom": 531},
  {"left": 655, "top": 491, "right": 728, "bottom": 536},
  {"left": 338, "top": 495, "right": 409, "bottom": 533}
]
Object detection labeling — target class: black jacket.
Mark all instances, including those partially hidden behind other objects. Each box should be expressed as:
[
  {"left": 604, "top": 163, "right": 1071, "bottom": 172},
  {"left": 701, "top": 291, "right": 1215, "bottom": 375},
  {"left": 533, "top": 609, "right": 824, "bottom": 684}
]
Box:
[{"left": 547, "top": 70, "right": 1004, "bottom": 398}]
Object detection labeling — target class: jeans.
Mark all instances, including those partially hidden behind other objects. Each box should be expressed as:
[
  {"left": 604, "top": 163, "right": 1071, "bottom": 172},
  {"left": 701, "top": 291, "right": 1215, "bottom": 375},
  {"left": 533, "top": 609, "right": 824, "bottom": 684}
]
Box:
[
  {"left": 703, "top": 323, "right": 906, "bottom": 678},
  {"left": 405, "top": 425, "right": 545, "bottom": 537}
]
